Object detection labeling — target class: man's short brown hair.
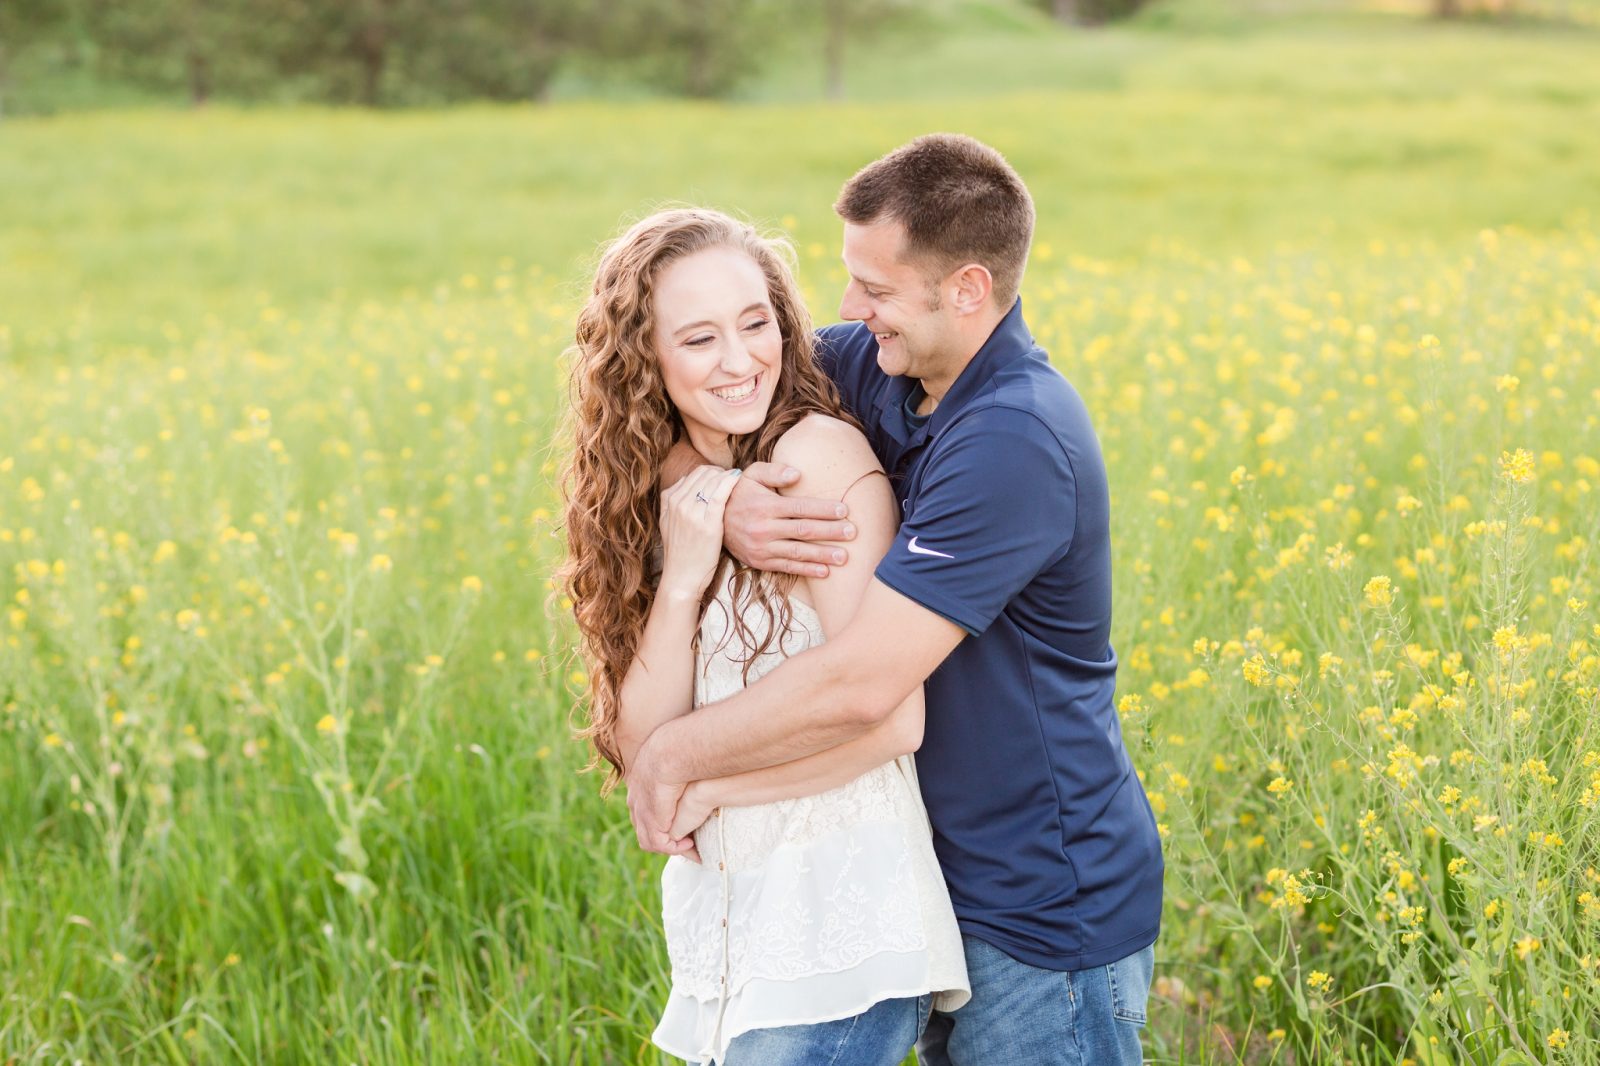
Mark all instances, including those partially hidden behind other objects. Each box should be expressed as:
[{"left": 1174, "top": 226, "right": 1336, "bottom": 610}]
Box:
[{"left": 834, "top": 133, "right": 1035, "bottom": 308}]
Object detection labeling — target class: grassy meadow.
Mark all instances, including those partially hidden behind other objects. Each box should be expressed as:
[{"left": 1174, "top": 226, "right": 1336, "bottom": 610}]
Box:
[{"left": 3, "top": 16, "right": 1600, "bottom": 1065}]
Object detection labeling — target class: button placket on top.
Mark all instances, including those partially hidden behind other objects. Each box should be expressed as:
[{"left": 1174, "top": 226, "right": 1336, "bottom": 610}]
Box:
[{"left": 709, "top": 810, "right": 732, "bottom": 1052}]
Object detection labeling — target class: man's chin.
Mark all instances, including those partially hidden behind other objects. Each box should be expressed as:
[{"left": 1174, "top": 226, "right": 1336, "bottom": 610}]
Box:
[{"left": 875, "top": 348, "right": 910, "bottom": 377}]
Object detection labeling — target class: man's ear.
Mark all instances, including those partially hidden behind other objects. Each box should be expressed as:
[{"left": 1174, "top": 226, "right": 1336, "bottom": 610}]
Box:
[{"left": 948, "top": 263, "right": 993, "bottom": 316}]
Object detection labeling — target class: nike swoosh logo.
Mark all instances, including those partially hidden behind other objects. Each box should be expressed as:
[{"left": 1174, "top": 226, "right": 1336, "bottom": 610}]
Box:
[{"left": 907, "top": 537, "right": 954, "bottom": 559}]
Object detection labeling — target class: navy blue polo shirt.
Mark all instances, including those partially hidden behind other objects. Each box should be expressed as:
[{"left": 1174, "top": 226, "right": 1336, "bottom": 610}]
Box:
[{"left": 816, "top": 299, "right": 1163, "bottom": 971}]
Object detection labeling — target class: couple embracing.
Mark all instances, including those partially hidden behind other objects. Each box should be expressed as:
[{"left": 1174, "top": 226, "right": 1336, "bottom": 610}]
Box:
[{"left": 560, "top": 134, "right": 1164, "bottom": 1064}]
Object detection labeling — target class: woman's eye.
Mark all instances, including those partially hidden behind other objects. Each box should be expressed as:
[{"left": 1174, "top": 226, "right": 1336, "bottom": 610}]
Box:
[
  {"left": 686, "top": 336, "right": 712, "bottom": 347},
  {"left": 743, "top": 318, "right": 770, "bottom": 332}
]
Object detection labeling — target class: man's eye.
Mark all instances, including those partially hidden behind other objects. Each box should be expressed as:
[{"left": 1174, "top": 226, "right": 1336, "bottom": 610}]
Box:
[{"left": 864, "top": 289, "right": 884, "bottom": 300}]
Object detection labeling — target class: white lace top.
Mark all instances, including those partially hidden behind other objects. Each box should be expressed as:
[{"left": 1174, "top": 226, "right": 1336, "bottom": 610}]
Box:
[{"left": 651, "top": 572, "right": 970, "bottom": 1064}]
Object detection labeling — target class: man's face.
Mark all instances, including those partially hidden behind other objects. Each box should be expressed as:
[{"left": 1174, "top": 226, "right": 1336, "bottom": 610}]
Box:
[{"left": 838, "top": 219, "right": 957, "bottom": 382}]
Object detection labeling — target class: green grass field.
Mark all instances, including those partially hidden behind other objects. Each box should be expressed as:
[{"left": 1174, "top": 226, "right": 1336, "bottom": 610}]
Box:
[{"left": 3, "top": 14, "right": 1600, "bottom": 1064}]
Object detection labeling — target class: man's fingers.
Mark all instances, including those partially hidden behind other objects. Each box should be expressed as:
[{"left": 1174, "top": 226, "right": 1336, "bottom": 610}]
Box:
[
  {"left": 759, "top": 556, "right": 831, "bottom": 580},
  {"left": 740, "top": 461, "right": 801, "bottom": 490},
  {"left": 772, "top": 537, "right": 849, "bottom": 568},
  {"left": 778, "top": 518, "right": 856, "bottom": 545},
  {"left": 773, "top": 494, "right": 852, "bottom": 524}
]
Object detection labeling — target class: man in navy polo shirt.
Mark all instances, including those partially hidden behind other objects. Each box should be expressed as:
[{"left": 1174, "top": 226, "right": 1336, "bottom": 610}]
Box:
[{"left": 628, "top": 134, "right": 1163, "bottom": 1062}]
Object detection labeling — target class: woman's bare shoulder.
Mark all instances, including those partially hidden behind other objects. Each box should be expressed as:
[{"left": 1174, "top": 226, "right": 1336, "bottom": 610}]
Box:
[{"left": 770, "top": 413, "right": 882, "bottom": 500}]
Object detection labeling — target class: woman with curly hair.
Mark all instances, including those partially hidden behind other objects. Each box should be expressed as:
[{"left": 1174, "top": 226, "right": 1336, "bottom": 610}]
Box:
[{"left": 560, "top": 207, "right": 969, "bottom": 1064}]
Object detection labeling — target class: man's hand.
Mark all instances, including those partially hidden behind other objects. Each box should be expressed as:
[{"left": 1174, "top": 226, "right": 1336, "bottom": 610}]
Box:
[
  {"left": 725, "top": 461, "right": 856, "bottom": 578},
  {"left": 625, "top": 740, "right": 698, "bottom": 860}
]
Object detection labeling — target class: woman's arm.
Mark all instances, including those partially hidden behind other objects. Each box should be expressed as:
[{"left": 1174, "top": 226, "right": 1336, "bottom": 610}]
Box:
[
  {"left": 613, "top": 465, "right": 743, "bottom": 770},
  {"left": 668, "top": 415, "right": 925, "bottom": 836}
]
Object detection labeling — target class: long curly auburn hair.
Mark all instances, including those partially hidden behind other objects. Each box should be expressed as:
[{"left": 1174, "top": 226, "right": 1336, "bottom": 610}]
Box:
[{"left": 559, "top": 207, "right": 850, "bottom": 792}]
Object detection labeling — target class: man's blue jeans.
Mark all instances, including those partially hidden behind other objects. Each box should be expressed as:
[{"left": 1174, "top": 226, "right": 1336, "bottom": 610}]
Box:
[
  {"left": 717, "top": 993, "right": 932, "bottom": 1065},
  {"left": 917, "top": 936, "right": 1154, "bottom": 1065}
]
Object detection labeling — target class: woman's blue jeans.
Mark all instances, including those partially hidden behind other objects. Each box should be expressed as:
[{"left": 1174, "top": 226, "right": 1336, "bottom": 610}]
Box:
[
  {"left": 917, "top": 936, "right": 1154, "bottom": 1065},
  {"left": 716, "top": 993, "right": 932, "bottom": 1065}
]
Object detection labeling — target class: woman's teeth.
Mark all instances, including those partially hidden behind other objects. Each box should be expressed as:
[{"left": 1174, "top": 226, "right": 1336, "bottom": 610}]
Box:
[{"left": 710, "top": 377, "right": 758, "bottom": 402}]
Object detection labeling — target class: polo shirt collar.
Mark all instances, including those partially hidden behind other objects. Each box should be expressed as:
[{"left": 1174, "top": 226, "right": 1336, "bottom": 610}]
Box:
[
  {"left": 927, "top": 296, "right": 1034, "bottom": 437},
  {"left": 870, "top": 297, "right": 1036, "bottom": 448}
]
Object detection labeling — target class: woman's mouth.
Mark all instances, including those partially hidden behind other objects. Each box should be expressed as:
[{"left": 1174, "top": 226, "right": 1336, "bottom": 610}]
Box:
[{"left": 708, "top": 373, "right": 761, "bottom": 405}]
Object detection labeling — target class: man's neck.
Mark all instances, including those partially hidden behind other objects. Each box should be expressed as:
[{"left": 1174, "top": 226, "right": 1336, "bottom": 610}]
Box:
[{"left": 916, "top": 307, "right": 1009, "bottom": 414}]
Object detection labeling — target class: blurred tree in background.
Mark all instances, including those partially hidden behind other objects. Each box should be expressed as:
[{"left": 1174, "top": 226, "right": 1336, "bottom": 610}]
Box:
[
  {"left": 0, "top": 0, "right": 1578, "bottom": 113},
  {"left": 815, "top": 0, "right": 915, "bottom": 100},
  {"left": 0, "top": 0, "right": 75, "bottom": 114},
  {"left": 595, "top": 0, "right": 774, "bottom": 98},
  {"left": 1039, "top": 0, "right": 1151, "bottom": 27},
  {"left": 93, "top": 0, "right": 283, "bottom": 106}
]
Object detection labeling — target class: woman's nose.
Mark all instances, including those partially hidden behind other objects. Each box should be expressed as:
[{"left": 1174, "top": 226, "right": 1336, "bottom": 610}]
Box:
[{"left": 718, "top": 338, "right": 757, "bottom": 375}]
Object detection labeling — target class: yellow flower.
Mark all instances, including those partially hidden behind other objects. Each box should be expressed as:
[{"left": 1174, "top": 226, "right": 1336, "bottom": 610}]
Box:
[
  {"left": 1498, "top": 448, "right": 1536, "bottom": 484},
  {"left": 1267, "top": 776, "right": 1294, "bottom": 797},
  {"left": 1548, "top": 1029, "right": 1569, "bottom": 1050},
  {"left": 1363, "top": 576, "right": 1394, "bottom": 608},
  {"left": 1515, "top": 935, "right": 1540, "bottom": 960},
  {"left": 1242, "top": 655, "right": 1271, "bottom": 687},
  {"left": 315, "top": 715, "right": 339, "bottom": 735},
  {"left": 1306, "top": 970, "right": 1333, "bottom": 993},
  {"left": 1252, "top": 975, "right": 1272, "bottom": 990},
  {"left": 460, "top": 575, "right": 483, "bottom": 594},
  {"left": 43, "top": 732, "right": 64, "bottom": 748},
  {"left": 328, "top": 529, "right": 360, "bottom": 557},
  {"left": 369, "top": 553, "right": 393, "bottom": 573}
]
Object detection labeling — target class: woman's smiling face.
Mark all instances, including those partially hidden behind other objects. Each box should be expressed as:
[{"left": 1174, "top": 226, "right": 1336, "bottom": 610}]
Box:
[{"left": 652, "top": 246, "right": 783, "bottom": 466}]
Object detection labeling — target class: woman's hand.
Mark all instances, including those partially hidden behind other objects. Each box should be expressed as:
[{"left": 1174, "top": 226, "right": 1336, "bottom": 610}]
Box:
[
  {"left": 659, "top": 465, "right": 742, "bottom": 600},
  {"left": 668, "top": 780, "right": 718, "bottom": 847}
]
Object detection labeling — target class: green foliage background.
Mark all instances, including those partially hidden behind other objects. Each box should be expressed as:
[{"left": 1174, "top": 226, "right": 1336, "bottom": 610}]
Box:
[{"left": 3, "top": 8, "right": 1600, "bottom": 1064}]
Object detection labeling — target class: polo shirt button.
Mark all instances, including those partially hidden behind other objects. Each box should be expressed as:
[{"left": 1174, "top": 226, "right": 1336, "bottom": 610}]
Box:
[
  {"left": 721, "top": 918, "right": 727, "bottom": 927},
  {"left": 717, "top": 861, "right": 725, "bottom": 871}
]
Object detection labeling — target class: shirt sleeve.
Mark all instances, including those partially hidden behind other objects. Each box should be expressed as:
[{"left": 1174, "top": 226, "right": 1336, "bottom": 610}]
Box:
[{"left": 873, "top": 407, "right": 1076, "bottom": 636}]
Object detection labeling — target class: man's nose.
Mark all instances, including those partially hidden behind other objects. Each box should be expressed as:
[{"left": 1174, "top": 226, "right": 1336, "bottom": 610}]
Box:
[{"left": 839, "top": 283, "right": 868, "bottom": 323}]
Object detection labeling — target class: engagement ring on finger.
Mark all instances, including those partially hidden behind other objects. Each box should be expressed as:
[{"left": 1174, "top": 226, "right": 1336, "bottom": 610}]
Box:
[{"left": 694, "top": 491, "right": 710, "bottom": 505}]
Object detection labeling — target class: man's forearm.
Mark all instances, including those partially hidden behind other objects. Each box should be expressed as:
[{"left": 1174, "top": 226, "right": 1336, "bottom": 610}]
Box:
[
  {"left": 646, "top": 639, "right": 893, "bottom": 784},
  {"left": 692, "top": 691, "right": 921, "bottom": 811}
]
